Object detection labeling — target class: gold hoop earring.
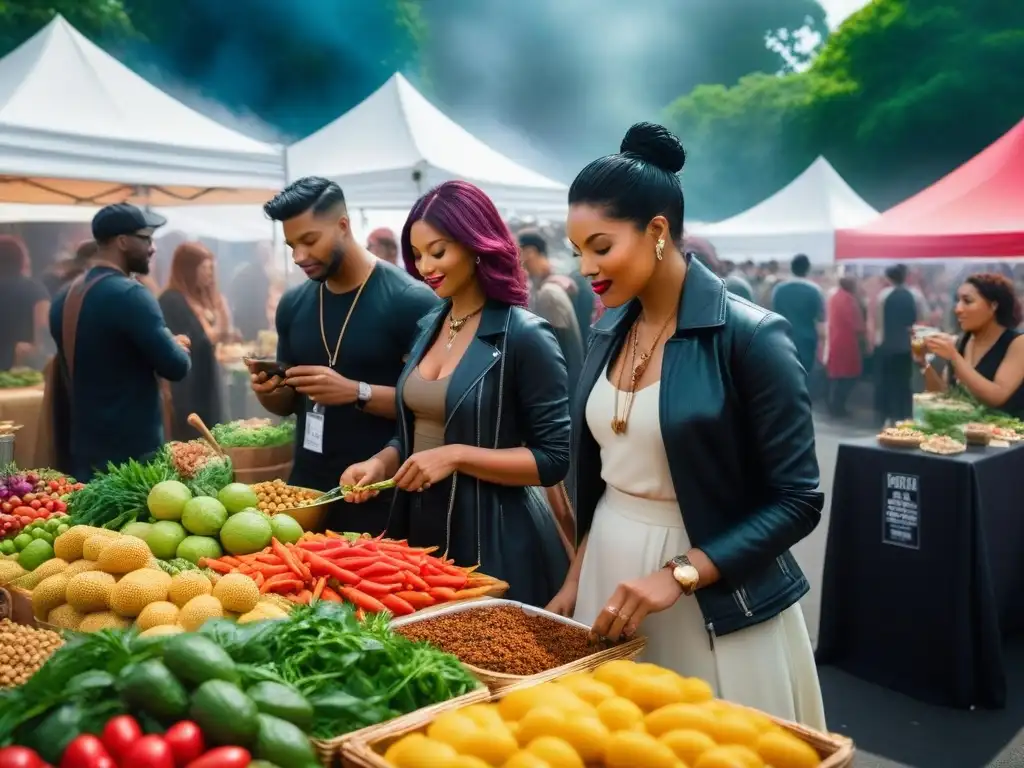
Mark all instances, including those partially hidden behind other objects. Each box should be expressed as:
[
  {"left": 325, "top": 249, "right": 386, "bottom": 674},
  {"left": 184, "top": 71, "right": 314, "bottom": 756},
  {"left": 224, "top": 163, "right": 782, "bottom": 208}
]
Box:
[{"left": 655, "top": 238, "right": 665, "bottom": 261}]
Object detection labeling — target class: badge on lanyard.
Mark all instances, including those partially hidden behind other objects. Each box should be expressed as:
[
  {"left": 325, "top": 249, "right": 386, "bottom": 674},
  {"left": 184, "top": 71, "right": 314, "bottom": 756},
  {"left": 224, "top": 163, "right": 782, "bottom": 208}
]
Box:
[{"left": 303, "top": 403, "right": 325, "bottom": 454}]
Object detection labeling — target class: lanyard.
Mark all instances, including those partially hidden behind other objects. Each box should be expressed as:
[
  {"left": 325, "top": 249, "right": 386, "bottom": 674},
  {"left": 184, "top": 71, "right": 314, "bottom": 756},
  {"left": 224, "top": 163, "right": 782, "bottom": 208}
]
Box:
[{"left": 319, "top": 261, "right": 375, "bottom": 368}]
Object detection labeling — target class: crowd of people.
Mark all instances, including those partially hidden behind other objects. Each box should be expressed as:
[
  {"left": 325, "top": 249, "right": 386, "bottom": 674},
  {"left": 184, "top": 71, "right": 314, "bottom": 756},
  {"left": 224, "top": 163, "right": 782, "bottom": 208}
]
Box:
[{"left": 2, "top": 119, "right": 1022, "bottom": 736}]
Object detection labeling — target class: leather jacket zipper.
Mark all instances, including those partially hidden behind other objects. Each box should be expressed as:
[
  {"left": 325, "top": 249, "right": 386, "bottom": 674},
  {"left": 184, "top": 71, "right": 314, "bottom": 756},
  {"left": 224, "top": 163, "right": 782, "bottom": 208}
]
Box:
[
  {"left": 734, "top": 588, "right": 754, "bottom": 618},
  {"left": 706, "top": 621, "right": 715, "bottom": 651},
  {"left": 777, "top": 555, "right": 793, "bottom": 578}
]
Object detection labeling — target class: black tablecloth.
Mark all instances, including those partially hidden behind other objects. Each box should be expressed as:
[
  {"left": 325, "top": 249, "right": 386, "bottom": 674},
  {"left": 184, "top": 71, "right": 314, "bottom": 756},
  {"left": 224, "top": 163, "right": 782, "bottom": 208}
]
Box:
[{"left": 817, "top": 437, "right": 1024, "bottom": 708}]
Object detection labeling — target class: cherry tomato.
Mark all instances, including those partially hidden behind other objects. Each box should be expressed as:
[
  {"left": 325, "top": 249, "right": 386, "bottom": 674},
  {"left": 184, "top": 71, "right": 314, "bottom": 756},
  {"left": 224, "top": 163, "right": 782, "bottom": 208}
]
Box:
[
  {"left": 162, "top": 722, "right": 204, "bottom": 768},
  {"left": 59, "top": 736, "right": 114, "bottom": 768},
  {"left": 183, "top": 748, "right": 250, "bottom": 768},
  {"left": 121, "top": 737, "right": 174, "bottom": 768},
  {"left": 0, "top": 746, "right": 45, "bottom": 768},
  {"left": 54, "top": 500, "right": 67, "bottom": 513},
  {"left": 100, "top": 715, "right": 143, "bottom": 763}
]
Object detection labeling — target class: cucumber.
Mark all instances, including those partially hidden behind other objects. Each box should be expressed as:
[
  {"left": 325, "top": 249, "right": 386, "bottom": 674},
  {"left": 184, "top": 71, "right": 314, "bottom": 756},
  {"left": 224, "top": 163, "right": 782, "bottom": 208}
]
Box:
[
  {"left": 65, "top": 670, "right": 116, "bottom": 696},
  {"left": 255, "top": 714, "right": 318, "bottom": 768},
  {"left": 247, "top": 681, "right": 314, "bottom": 731},
  {"left": 119, "top": 660, "right": 189, "bottom": 722},
  {"left": 190, "top": 679, "right": 260, "bottom": 746},
  {"left": 162, "top": 634, "right": 239, "bottom": 687}
]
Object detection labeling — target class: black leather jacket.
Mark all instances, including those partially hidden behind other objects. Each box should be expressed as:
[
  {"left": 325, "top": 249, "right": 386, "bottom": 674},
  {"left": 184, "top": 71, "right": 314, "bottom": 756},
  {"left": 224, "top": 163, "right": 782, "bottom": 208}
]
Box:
[
  {"left": 388, "top": 300, "right": 571, "bottom": 605},
  {"left": 571, "top": 258, "right": 823, "bottom": 637}
]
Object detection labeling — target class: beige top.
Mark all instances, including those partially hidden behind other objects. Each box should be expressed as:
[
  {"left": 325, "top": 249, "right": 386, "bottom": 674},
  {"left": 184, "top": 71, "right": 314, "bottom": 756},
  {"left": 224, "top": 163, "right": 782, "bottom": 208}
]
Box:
[{"left": 403, "top": 368, "right": 449, "bottom": 454}]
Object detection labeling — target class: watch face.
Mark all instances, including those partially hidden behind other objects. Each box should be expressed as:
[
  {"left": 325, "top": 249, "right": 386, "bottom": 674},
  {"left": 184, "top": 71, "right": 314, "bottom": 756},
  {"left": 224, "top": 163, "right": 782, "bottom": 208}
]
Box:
[{"left": 358, "top": 382, "right": 371, "bottom": 401}]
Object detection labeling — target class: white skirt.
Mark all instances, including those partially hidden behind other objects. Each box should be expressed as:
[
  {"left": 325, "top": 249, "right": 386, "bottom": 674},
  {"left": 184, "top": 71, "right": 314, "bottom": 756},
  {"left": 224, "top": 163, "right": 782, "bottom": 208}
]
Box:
[{"left": 574, "top": 486, "right": 827, "bottom": 731}]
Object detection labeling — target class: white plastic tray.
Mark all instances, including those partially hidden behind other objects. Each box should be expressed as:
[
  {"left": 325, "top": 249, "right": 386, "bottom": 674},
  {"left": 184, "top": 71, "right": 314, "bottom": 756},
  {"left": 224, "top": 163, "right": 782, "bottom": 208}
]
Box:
[{"left": 390, "top": 596, "right": 591, "bottom": 632}]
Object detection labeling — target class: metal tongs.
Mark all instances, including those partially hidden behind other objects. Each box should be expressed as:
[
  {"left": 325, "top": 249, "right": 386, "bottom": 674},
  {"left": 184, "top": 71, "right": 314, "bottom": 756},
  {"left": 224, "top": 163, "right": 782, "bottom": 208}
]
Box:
[{"left": 313, "top": 478, "right": 398, "bottom": 504}]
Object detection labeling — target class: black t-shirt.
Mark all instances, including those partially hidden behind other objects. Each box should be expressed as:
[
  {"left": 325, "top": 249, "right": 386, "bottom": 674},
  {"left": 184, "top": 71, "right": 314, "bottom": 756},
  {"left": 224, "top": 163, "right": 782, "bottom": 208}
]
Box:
[
  {"left": 0, "top": 276, "right": 49, "bottom": 370},
  {"left": 276, "top": 261, "right": 439, "bottom": 492}
]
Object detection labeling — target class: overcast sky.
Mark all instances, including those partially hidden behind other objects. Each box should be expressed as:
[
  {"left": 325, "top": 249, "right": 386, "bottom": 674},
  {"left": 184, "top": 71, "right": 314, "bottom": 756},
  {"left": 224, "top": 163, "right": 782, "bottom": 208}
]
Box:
[{"left": 820, "top": 0, "right": 871, "bottom": 27}]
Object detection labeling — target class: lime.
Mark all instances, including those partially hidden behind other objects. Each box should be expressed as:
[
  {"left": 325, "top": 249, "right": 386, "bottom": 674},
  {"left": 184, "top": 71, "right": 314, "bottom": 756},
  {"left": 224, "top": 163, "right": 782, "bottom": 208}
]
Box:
[
  {"left": 31, "top": 528, "right": 48, "bottom": 539},
  {"left": 217, "top": 483, "right": 260, "bottom": 515},
  {"left": 56, "top": 524, "right": 70, "bottom": 535},
  {"left": 218, "top": 511, "right": 273, "bottom": 555},
  {"left": 147, "top": 480, "right": 193, "bottom": 521},
  {"left": 12, "top": 533, "right": 32, "bottom": 551},
  {"left": 0, "top": 540, "right": 15, "bottom": 555},
  {"left": 269, "top": 514, "right": 304, "bottom": 544},
  {"left": 176, "top": 535, "right": 223, "bottom": 564},
  {"left": 18, "top": 539, "right": 54, "bottom": 571},
  {"left": 146, "top": 520, "right": 188, "bottom": 559},
  {"left": 121, "top": 522, "right": 153, "bottom": 540},
  {"left": 181, "top": 497, "right": 228, "bottom": 536}
]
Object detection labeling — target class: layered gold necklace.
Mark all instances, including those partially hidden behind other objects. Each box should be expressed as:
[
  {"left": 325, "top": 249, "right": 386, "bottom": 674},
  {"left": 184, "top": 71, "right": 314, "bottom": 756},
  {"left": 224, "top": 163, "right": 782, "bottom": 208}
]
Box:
[
  {"left": 446, "top": 306, "right": 484, "bottom": 349},
  {"left": 611, "top": 313, "right": 675, "bottom": 434}
]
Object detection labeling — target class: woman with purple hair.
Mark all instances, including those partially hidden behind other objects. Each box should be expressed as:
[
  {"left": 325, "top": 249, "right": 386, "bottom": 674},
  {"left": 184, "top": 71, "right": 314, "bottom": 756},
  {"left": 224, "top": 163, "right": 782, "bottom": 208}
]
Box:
[{"left": 340, "top": 180, "right": 571, "bottom": 605}]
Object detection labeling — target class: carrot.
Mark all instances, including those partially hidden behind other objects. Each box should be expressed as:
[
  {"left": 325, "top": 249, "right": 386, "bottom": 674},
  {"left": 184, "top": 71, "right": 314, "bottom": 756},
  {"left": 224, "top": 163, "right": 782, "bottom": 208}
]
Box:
[
  {"left": 255, "top": 554, "right": 282, "bottom": 565},
  {"left": 266, "top": 579, "right": 304, "bottom": 594},
  {"left": 200, "top": 558, "right": 234, "bottom": 574},
  {"left": 429, "top": 586, "right": 459, "bottom": 602},
  {"left": 354, "top": 607, "right": 366, "bottom": 621},
  {"left": 423, "top": 572, "right": 468, "bottom": 589},
  {"left": 303, "top": 551, "right": 361, "bottom": 585},
  {"left": 356, "top": 579, "right": 397, "bottom": 596},
  {"left": 451, "top": 585, "right": 495, "bottom": 600},
  {"left": 272, "top": 539, "right": 306, "bottom": 580},
  {"left": 374, "top": 571, "right": 406, "bottom": 585},
  {"left": 236, "top": 564, "right": 255, "bottom": 575},
  {"left": 253, "top": 572, "right": 265, "bottom": 587},
  {"left": 379, "top": 593, "right": 415, "bottom": 616},
  {"left": 221, "top": 556, "right": 244, "bottom": 567},
  {"left": 356, "top": 562, "right": 400, "bottom": 579},
  {"left": 394, "top": 590, "right": 435, "bottom": 609},
  {"left": 296, "top": 589, "right": 313, "bottom": 605},
  {"left": 253, "top": 564, "right": 291, "bottom": 577},
  {"left": 332, "top": 556, "right": 379, "bottom": 571},
  {"left": 339, "top": 586, "right": 387, "bottom": 614},
  {"left": 312, "top": 576, "right": 327, "bottom": 602},
  {"left": 260, "top": 572, "right": 299, "bottom": 594},
  {"left": 320, "top": 586, "right": 343, "bottom": 602},
  {"left": 403, "top": 572, "right": 430, "bottom": 591},
  {"left": 299, "top": 540, "right": 327, "bottom": 551}
]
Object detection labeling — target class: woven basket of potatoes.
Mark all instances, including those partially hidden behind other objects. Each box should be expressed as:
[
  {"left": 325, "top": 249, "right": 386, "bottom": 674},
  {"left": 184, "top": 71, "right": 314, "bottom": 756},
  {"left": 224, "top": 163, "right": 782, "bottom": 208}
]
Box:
[{"left": 30, "top": 525, "right": 290, "bottom": 635}]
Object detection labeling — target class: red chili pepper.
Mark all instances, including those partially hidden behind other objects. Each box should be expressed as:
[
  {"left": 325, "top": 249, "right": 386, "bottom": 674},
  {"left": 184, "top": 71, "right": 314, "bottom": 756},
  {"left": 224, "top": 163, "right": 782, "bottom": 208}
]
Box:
[
  {"left": 355, "top": 578, "right": 397, "bottom": 596},
  {"left": 330, "top": 555, "right": 378, "bottom": 570},
  {"left": 403, "top": 572, "right": 430, "bottom": 591},
  {"left": 100, "top": 716, "right": 142, "bottom": 763},
  {"left": 163, "top": 722, "right": 205, "bottom": 768},
  {"left": 0, "top": 747, "right": 45, "bottom": 768},
  {"left": 59, "top": 736, "right": 114, "bottom": 768},
  {"left": 339, "top": 586, "right": 387, "bottom": 613},
  {"left": 183, "top": 748, "right": 250, "bottom": 768},
  {"left": 121, "top": 737, "right": 174, "bottom": 768},
  {"left": 379, "top": 593, "right": 416, "bottom": 616}
]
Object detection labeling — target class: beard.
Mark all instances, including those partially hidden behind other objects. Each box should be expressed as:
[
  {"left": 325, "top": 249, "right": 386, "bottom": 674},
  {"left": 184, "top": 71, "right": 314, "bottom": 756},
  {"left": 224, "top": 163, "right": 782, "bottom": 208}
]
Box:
[
  {"left": 309, "top": 242, "right": 344, "bottom": 283},
  {"left": 126, "top": 252, "right": 151, "bottom": 275}
]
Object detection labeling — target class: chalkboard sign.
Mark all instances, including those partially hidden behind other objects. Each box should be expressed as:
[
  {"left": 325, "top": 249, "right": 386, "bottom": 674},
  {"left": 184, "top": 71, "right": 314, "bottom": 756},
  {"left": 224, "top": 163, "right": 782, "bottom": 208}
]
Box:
[{"left": 883, "top": 472, "right": 920, "bottom": 549}]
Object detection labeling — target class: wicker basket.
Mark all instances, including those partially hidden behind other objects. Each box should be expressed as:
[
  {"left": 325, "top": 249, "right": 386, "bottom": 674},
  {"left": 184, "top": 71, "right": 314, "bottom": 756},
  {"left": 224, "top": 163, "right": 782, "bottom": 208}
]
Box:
[
  {"left": 3, "top": 586, "right": 35, "bottom": 627},
  {"left": 391, "top": 598, "right": 646, "bottom": 693},
  {"left": 310, "top": 686, "right": 490, "bottom": 768},
  {"left": 342, "top": 683, "right": 855, "bottom": 768}
]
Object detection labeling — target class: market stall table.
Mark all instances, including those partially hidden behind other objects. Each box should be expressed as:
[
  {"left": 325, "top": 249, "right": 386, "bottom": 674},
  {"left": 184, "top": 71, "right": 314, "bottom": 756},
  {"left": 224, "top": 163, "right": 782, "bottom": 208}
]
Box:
[
  {"left": 0, "top": 385, "right": 45, "bottom": 467},
  {"left": 817, "top": 436, "right": 1024, "bottom": 709}
]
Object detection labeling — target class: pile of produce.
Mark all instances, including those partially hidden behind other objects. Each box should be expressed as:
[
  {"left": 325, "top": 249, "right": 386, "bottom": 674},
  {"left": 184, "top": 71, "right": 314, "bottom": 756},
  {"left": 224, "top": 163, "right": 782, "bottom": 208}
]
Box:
[
  {"left": 0, "top": 516, "right": 69, "bottom": 559},
  {"left": 138, "top": 480, "right": 302, "bottom": 564},
  {"left": 396, "top": 605, "right": 613, "bottom": 676},
  {"left": 66, "top": 458, "right": 176, "bottom": 530},
  {"left": 914, "top": 391, "right": 1024, "bottom": 440},
  {"left": 0, "top": 468, "right": 78, "bottom": 547},
  {"left": 0, "top": 619, "right": 63, "bottom": 688},
  {"left": 0, "top": 369, "right": 43, "bottom": 389},
  {"left": 251, "top": 480, "right": 320, "bottom": 514},
  {"left": 203, "top": 532, "right": 501, "bottom": 614},
  {"left": 0, "top": 526, "right": 289, "bottom": 633},
  {"left": 381, "top": 659, "right": 825, "bottom": 768},
  {"left": 0, "top": 601, "right": 478, "bottom": 759},
  {"left": 212, "top": 418, "right": 296, "bottom": 449}
]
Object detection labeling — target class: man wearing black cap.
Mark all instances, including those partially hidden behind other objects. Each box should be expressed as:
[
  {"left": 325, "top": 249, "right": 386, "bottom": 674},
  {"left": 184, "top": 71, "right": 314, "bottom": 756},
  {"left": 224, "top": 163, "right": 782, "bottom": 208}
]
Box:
[{"left": 49, "top": 203, "right": 192, "bottom": 480}]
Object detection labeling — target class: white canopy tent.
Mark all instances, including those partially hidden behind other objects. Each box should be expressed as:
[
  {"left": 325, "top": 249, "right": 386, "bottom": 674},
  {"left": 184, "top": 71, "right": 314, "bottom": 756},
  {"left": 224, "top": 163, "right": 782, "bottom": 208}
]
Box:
[
  {"left": 0, "top": 15, "right": 285, "bottom": 205},
  {"left": 692, "top": 157, "right": 878, "bottom": 264},
  {"left": 287, "top": 73, "right": 567, "bottom": 216}
]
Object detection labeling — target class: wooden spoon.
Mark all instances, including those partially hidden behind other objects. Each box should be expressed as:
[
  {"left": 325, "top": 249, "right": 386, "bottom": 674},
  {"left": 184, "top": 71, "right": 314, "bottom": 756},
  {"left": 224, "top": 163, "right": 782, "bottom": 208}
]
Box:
[{"left": 187, "top": 413, "right": 226, "bottom": 456}]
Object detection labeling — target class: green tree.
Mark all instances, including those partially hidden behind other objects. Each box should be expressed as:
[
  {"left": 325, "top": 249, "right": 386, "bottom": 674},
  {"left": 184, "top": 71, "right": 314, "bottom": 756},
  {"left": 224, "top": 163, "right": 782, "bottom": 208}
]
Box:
[
  {"left": 0, "top": 0, "right": 135, "bottom": 55},
  {"left": 666, "top": 0, "right": 1024, "bottom": 220}
]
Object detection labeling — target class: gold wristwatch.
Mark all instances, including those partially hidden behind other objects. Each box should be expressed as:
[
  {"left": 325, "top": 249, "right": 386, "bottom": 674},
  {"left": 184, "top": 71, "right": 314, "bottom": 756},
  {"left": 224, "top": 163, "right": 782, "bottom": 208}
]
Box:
[{"left": 665, "top": 555, "right": 699, "bottom": 595}]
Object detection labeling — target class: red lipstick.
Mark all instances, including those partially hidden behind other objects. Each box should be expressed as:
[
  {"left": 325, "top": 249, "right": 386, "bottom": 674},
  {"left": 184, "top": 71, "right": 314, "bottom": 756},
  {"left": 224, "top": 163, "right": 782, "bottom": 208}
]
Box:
[
  {"left": 592, "top": 280, "right": 612, "bottom": 295},
  {"left": 424, "top": 275, "right": 445, "bottom": 290}
]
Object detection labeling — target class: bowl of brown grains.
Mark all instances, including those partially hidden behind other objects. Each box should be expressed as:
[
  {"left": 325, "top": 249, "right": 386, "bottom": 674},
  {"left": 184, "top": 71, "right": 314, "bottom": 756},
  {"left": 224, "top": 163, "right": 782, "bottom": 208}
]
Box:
[{"left": 393, "top": 598, "right": 645, "bottom": 692}]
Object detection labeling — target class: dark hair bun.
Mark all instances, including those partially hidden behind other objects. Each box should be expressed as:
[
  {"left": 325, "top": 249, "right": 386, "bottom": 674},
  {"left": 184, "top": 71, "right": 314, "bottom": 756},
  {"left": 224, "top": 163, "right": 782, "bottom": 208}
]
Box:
[{"left": 620, "top": 122, "right": 686, "bottom": 174}]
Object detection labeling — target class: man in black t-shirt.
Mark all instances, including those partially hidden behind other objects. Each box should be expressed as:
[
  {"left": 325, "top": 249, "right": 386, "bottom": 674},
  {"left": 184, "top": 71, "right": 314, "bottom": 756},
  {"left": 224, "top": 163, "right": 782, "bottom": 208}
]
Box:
[{"left": 253, "top": 177, "right": 438, "bottom": 532}]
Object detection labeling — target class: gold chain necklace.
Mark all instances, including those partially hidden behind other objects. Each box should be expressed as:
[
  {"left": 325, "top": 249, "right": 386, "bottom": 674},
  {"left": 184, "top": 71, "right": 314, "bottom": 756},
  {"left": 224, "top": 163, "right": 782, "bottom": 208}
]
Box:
[
  {"left": 319, "top": 262, "right": 375, "bottom": 368},
  {"left": 611, "top": 312, "right": 675, "bottom": 434},
  {"left": 446, "top": 305, "right": 484, "bottom": 349}
]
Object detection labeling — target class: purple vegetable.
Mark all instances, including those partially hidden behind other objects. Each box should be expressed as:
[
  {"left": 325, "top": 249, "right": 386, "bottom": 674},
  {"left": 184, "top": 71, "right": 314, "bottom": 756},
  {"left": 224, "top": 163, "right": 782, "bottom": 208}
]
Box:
[
  {"left": 0, "top": 487, "right": 9, "bottom": 501},
  {"left": 10, "top": 480, "right": 32, "bottom": 497}
]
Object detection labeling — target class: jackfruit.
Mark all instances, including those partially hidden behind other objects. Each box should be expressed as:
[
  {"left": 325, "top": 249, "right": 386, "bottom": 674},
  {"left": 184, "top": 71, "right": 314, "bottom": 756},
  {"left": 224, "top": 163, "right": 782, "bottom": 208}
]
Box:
[
  {"left": 32, "top": 573, "right": 69, "bottom": 621},
  {"left": 178, "top": 594, "right": 224, "bottom": 632},
  {"left": 64, "top": 559, "right": 99, "bottom": 577},
  {"left": 47, "top": 604, "right": 87, "bottom": 630},
  {"left": 0, "top": 560, "right": 26, "bottom": 586},
  {"left": 97, "top": 537, "right": 151, "bottom": 575},
  {"left": 136, "top": 601, "right": 180, "bottom": 630},
  {"left": 53, "top": 525, "right": 106, "bottom": 561},
  {"left": 238, "top": 603, "right": 288, "bottom": 624},
  {"left": 168, "top": 571, "right": 213, "bottom": 608},
  {"left": 109, "top": 570, "right": 170, "bottom": 617},
  {"left": 212, "top": 573, "right": 260, "bottom": 613},
  {"left": 10, "top": 558, "right": 69, "bottom": 590},
  {"left": 78, "top": 611, "right": 132, "bottom": 633},
  {"left": 138, "top": 624, "right": 185, "bottom": 638},
  {"left": 66, "top": 571, "right": 116, "bottom": 612},
  {"left": 83, "top": 534, "right": 117, "bottom": 562}
]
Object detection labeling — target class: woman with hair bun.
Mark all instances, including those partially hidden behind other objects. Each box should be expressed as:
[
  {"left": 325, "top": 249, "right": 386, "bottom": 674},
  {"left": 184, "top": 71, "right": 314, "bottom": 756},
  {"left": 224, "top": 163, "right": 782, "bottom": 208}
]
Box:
[
  {"left": 549, "top": 122, "right": 826, "bottom": 727},
  {"left": 917, "top": 272, "right": 1024, "bottom": 417},
  {"left": 340, "top": 180, "right": 571, "bottom": 606}
]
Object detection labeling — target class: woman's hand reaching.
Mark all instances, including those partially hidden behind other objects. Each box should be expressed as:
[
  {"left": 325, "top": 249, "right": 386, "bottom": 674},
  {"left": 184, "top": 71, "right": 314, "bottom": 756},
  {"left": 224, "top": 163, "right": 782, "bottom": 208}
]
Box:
[
  {"left": 545, "top": 580, "right": 579, "bottom": 617},
  {"left": 591, "top": 568, "right": 684, "bottom": 642},
  {"left": 340, "top": 458, "right": 387, "bottom": 503},
  {"left": 394, "top": 445, "right": 462, "bottom": 492}
]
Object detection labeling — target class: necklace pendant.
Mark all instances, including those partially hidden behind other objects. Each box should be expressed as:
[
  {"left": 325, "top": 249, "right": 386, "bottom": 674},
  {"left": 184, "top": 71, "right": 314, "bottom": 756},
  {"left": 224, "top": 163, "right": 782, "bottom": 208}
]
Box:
[{"left": 611, "top": 418, "right": 627, "bottom": 435}]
